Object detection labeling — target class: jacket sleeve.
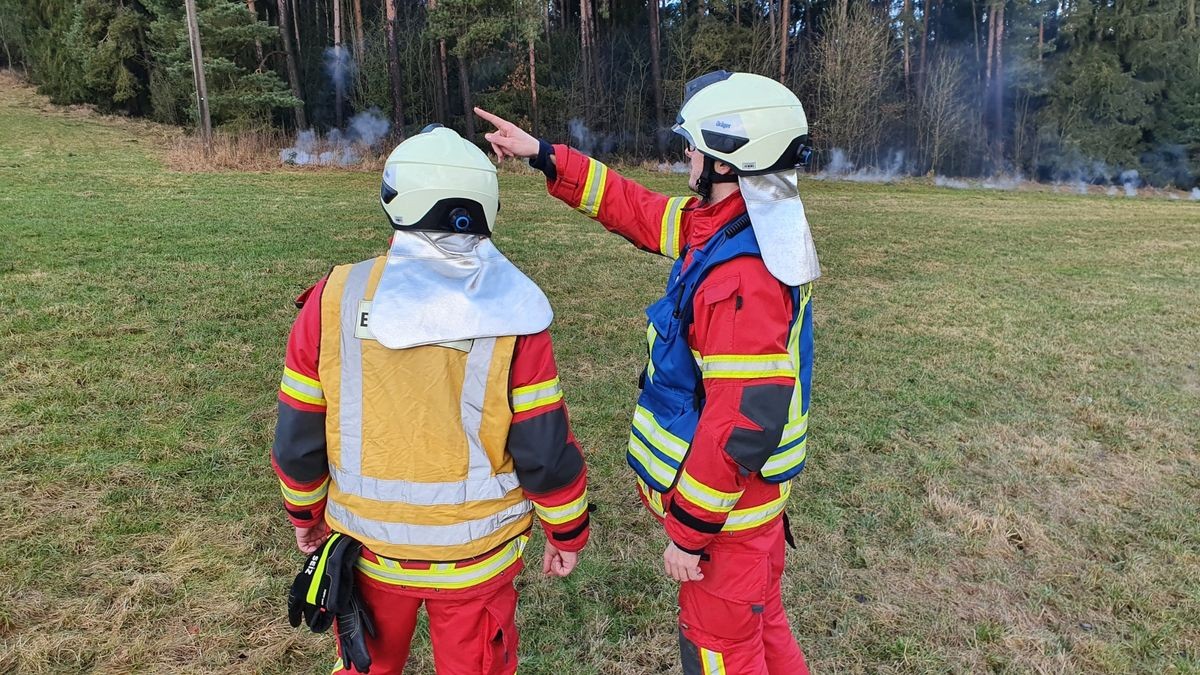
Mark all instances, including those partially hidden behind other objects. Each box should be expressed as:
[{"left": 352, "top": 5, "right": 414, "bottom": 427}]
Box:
[
  {"left": 506, "top": 329, "right": 590, "bottom": 552},
  {"left": 664, "top": 258, "right": 796, "bottom": 553},
  {"left": 545, "top": 144, "right": 697, "bottom": 260},
  {"left": 271, "top": 277, "right": 331, "bottom": 528}
]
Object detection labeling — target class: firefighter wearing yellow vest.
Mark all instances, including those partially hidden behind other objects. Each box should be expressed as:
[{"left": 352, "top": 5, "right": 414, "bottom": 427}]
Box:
[{"left": 272, "top": 124, "right": 591, "bottom": 674}]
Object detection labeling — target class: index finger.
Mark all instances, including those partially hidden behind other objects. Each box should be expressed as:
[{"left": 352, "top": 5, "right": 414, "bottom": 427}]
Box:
[{"left": 473, "top": 106, "right": 510, "bottom": 130}]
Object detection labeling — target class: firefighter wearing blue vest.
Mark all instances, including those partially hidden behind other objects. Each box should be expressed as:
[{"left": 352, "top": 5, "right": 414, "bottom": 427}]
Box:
[{"left": 477, "top": 71, "right": 819, "bottom": 674}]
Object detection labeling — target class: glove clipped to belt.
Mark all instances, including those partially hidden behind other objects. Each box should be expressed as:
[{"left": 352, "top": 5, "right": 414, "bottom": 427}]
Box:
[{"left": 288, "top": 532, "right": 376, "bottom": 673}]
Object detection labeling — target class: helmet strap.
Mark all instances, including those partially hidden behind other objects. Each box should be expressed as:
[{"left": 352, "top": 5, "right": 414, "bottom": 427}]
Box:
[{"left": 695, "top": 155, "right": 738, "bottom": 203}]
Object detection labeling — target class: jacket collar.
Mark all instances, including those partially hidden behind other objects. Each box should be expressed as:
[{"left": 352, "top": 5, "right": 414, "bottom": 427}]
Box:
[{"left": 684, "top": 190, "right": 747, "bottom": 251}]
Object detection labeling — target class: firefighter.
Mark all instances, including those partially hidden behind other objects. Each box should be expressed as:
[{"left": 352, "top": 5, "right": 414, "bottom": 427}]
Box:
[
  {"left": 272, "top": 124, "right": 590, "bottom": 675},
  {"left": 476, "top": 71, "right": 817, "bottom": 674}
]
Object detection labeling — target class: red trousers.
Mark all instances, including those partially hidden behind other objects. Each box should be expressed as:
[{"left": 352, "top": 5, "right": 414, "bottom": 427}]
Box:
[
  {"left": 678, "top": 519, "right": 809, "bottom": 675},
  {"left": 333, "top": 567, "right": 519, "bottom": 675}
]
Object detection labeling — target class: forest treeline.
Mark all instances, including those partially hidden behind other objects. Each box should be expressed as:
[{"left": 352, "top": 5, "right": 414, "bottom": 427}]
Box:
[{"left": 0, "top": 0, "right": 1197, "bottom": 185}]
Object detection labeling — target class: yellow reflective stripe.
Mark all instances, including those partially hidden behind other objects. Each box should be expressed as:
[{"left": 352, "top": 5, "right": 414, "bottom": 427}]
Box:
[
  {"left": 659, "top": 196, "right": 687, "bottom": 259},
  {"left": 281, "top": 367, "right": 326, "bottom": 405},
  {"left": 722, "top": 482, "right": 791, "bottom": 531},
  {"left": 699, "top": 353, "right": 794, "bottom": 380},
  {"left": 676, "top": 470, "right": 741, "bottom": 513},
  {"left": 355, "top": 536, "right": 528, "bottom": 590},
  {"left": 632, "top": 406, "right": 688, "bottom": 461},
  {"left": 575, "top": 159, "right": 609, "bottom": 218},
  {"left": 646, "top": 324, "right": 657, "bottom": 382},
  {"left": 701, "top": 647, "right": 727, "bottom": 675},
  {"left": 534, "top": 490, "right": 589, "bottom": 525},
  {"left": 280, "top": 477, "right": 330, "bottom": 506},
  {"left": 637, "top": 477, "right": 667, "bottom": 517},
  {"left": 780, "top": 416, "right": 808, "bottom": 446},
  {"left": 307, "top": 533, "right": 342, "bottom": 604},
  {"left": 628, "top": 435, "right": 679, "bottom": 487},
  {"left": 762, "top": 439, "right": 806, "bottom": 476},
  {"left": 511, "top": 377, "right": 563, "bottom": 413}
]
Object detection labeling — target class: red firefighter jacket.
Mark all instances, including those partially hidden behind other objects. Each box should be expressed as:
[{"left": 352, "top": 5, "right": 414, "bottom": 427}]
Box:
[{"left": 544, "top": 145, "right": 797, "bottom": 554}]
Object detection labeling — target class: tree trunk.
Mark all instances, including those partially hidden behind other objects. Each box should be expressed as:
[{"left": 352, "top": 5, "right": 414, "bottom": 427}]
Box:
[
  {"left": 384, "top": 0, "right": 406, "bottom": 136},
  {"left": 458, "top": 55, "right": 475, "bottom": 139},
  {"left": 779, "top": 0, "right": 790, "bottom": 82},
  {"left": 984, "top": 3, "right": 994, "bottom": 114},
  {"left": 333, "top": 0, "right": 344, "bottom": 127},
  {"left": 580, "top": 0, "right": 593, "bottom": 107},
  {"left": 649, "top": 0, "right": 664, "bottom": 154},
  {"left": 769, "top": 0, "right": 776, "bottom": 60},
  {"left": 183, "top": 0, "right": 213, "bottom": 150},
  {"left": 246, "top": 0, "right": 265, "bottom": 70},
  {"left": 994, "top": 2, "right": 1004, "bottom": 146},
  {"left": 352, "top": 0, "right": 365, "bottom": 70},
  {"left": 529, "top": 39, "right": 539, "bottom": 134},
  {"left": 276, "top": 0, "right": 307, "bottom": 128},
  {"left": 0, "top": 13, "right": 13, "bottom": 69},
  {"left": 902, "top": 0, "right": 911, "bottom": 93},
  {"left": 289, "top": 0, "right": 302, "bottom": 60},
  {"left": 1188, "top": 0, "right": 1195, "bottom": 30},
  {"left": 1038, "top": 15, "right": 1043, "bottom": 61},
  {"left": 918, "top": 0, "right": 928, "bottom": 87},
  {"left": 735, "top": 0, "right": 740, "bottom": 25}
]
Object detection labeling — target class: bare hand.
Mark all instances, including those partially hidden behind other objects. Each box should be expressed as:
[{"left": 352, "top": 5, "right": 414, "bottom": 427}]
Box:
[
  {"left": 663, "top": 541, "right": 704, "bottom": 583},
  {"left": 295, "top": 521, "right": 332, "bottom": 554},
  {"left": 542, "top": 543, "right": 579, "bottom": 578},
  {"left": 474, "top": 107, "right": 541, "bottom": 161}
]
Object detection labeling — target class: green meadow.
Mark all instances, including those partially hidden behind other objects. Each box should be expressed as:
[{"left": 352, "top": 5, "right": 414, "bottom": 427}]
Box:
[{"left": 1, "top": 73, "right": 1198, "bottom": 673}]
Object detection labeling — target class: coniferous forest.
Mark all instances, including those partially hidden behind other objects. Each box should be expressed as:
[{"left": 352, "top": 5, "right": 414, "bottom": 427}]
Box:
[{"left": 0, "top": 0, "right": 1197, "bottom": 186}]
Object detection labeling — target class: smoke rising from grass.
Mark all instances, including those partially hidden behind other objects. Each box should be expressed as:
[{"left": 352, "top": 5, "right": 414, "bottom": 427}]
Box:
[{"left": 280, "top": 108, "right": 390, "bottom": 167}]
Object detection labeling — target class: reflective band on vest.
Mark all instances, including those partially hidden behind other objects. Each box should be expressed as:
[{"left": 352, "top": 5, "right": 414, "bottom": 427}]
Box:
[
  {"left": 626, "top": 220, "right": 814, "bottom": 497},
  {"left": 320, "top": 257, "right": 531, "bottom": 561},
  {"left": 637, "top": 477, "right": 790, "bottom": 532},
  {"left": 355, "top": 535, "right": 529, "bottom": 590},
  {"left": 327, "top": 500, "right": 532, "bottom": 548}
]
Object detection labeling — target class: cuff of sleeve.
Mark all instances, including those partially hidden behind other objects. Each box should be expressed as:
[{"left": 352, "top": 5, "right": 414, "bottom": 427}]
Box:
[
  {"left": 284, "top": 500, "right": 326, "bottom": 528},
  {"left": 665, "top": 499, "right": 720, "bottom": 552},
  {"left": 528, "top": 138, "right": 558, "bottom": 181},
  {"left": 547, "top": 513, "right": 590, "bottom": 552},
  {"left": 546, "top": 144, "right": 581, "bottom": 200}
]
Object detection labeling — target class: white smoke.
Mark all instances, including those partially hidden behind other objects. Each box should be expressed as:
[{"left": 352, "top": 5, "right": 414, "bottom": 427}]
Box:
[
  {"left": 1107, "top": 186, "right": 1119, "bottom": 197},
  {"left": 814, "top": 148, "right": 906, "bottom": 183},
  {"left": 568, "top": 118, "right": 619, "bottom": 156},
  {"left": 981, "top": 174, "right": 1021, "bottom": 191},
  {"left": 1191, "top": 187, "right": 1200, "bottom": 201},
  {"left": 934, "top": 175, "right": 970, "bottom": 189},
  {"left": 324, "top": 46, "right": 356, "bottom": 94},
  {"left": 1120, "top": 169, "right": 1140, "bottom": 197},
  {"left": 656, "top": 161, "right": 689, "bottom": 174},
  {"left": 280, "top": 107, "right": 391, "bottom": 167}
]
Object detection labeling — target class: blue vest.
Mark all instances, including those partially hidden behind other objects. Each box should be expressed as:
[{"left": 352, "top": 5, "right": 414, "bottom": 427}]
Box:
[{"left": 627, "top": 215, "right": 814, "bottom": 493}]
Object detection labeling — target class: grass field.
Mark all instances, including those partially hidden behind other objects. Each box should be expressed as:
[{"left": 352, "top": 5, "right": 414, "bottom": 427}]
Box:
[{"left": 2, "top": 71, "right": 1199, "bottom": 674}]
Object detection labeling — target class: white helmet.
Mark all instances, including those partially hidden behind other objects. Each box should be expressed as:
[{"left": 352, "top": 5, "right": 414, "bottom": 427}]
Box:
[
  {"left": 380, "top": 124, "right": 499, "bottom": 235},
  {"left": 672, "top": 71, "right": 810, "bottom": 176}
]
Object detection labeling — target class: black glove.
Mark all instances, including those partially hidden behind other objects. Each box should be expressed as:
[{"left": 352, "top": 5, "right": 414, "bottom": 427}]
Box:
[
  {"left": 335, "top": 589, "right": 376, "bottom": 673},
  {"left": 287, "top": 533, "right": 364, "bottom": 633}
]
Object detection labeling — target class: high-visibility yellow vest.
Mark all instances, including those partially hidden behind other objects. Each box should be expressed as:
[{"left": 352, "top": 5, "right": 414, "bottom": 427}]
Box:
[{"left": 318, "top": 256, "right": 532, "bottom": 561}]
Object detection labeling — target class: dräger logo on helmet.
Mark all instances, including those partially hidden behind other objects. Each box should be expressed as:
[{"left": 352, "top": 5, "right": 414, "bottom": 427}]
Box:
[{"left": 701, "top": 115, "right": 746, "bottom": 137}]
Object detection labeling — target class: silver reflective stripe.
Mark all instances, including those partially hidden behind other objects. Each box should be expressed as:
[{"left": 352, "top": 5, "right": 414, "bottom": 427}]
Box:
[
  {"left": 661, "top": 196, "right": 686, "bottom": 259},
  {"left": 338, "top": 260, "right": 375, "bottom": 475},
  {"left": 355, "top": 537, "right": 525, "bottom": 585},
  {"left": 327, "top": 499, "right": 532, "bottom": 547},
  {"left": 461, "top": 338, "right": 498, "bottom": 481},
  {"left": 699, "top": 356, "right": 794, "bottom": 376},
  {"left": 511, "top": 379, "right": 562, "bottom": 410},
  {"left": 280, "top": 371, "right": 323, "bottom": 400},
  {"left": 577, "top": 160, "right": 608, "bottom": 217},
  {"left": 330, "top": 467, "right": 521, "bottom": 505}
]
